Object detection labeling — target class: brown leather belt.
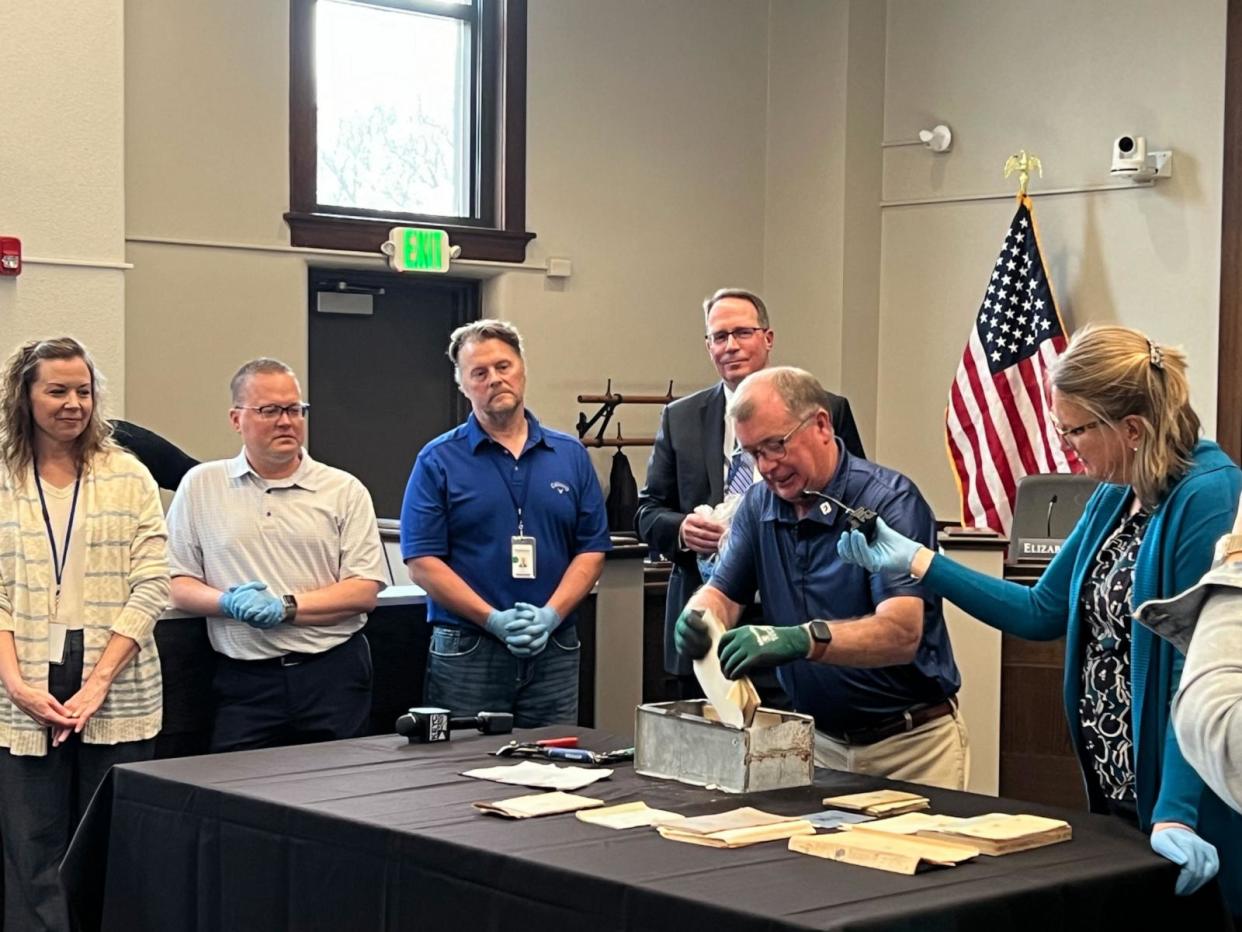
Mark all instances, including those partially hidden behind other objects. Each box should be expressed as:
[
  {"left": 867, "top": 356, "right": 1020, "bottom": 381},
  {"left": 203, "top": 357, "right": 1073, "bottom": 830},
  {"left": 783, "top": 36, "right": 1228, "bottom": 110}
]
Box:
[{"left": 828, "top": 699, "right": 956, "bottom": 747}]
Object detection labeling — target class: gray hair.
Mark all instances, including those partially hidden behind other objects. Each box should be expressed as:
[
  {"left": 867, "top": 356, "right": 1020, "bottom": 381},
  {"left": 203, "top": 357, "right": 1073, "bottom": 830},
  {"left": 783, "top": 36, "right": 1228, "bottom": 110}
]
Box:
[
  {"left": 230, "top": 358, "right": 297, "bottom": 405},
  {"left": 447, "top": 319, "right": 525, "bottom": 383},
  {"left": 729, "top": 366, "right": 833, "bottom": 424},
  {"left": 702, "top": 288, "right": 770, "bottom": 329}
]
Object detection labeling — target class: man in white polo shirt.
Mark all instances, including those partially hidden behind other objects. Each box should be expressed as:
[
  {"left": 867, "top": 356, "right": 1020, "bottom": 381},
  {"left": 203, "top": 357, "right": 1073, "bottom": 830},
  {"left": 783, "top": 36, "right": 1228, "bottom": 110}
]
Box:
[{"left": 167, "top": 358, "right": 387, "bottom": 751}]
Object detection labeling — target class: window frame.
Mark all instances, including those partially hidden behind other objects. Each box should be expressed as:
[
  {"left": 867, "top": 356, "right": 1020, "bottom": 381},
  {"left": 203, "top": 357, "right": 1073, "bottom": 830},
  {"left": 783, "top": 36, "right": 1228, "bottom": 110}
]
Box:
[{"left": 287, "top": 0, "right": 533, "bottom": 262}]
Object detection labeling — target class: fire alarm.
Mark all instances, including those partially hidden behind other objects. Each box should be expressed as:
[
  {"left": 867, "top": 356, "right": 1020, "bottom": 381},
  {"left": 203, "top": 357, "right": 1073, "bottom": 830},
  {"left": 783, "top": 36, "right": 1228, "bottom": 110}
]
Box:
[{"left": 0, "top": 238, "right": 21, "bottom": 277}]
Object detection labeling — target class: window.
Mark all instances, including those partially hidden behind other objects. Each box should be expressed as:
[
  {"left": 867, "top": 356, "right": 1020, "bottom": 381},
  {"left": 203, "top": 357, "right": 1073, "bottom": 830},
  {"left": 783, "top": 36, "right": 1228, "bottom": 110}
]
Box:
[{"left": 287, "top": 0, "right": 533, "bottom": 262}]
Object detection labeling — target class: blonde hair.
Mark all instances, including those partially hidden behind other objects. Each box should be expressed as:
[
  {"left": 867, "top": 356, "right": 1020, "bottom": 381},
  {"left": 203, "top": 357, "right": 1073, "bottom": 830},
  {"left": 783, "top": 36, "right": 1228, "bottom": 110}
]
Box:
[
  {"left": 0, "top": 337, "right": 115, "bottom": 477},
  {"left": 1049, "top": 324, "right": 1199, "bottom": 508}
]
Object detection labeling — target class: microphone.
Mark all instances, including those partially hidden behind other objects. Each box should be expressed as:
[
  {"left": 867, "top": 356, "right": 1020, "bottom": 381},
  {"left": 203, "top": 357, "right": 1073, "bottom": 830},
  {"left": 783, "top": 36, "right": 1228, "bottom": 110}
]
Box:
[{"left": 1045, "top": 494, "right": 1059, "bottom": 539}]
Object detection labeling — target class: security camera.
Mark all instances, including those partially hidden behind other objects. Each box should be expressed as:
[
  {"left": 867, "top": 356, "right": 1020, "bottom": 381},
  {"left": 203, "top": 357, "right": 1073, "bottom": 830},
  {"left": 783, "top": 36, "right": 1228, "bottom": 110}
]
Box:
[{"left": 1111, "top": 135, "right": 1148, "bottom": 175}]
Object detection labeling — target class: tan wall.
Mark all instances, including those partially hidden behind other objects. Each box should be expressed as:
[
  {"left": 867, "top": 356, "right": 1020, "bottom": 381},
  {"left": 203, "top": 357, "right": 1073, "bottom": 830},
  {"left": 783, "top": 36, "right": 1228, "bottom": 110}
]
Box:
[
  {"left": 763, "top": 0, "right": 885, "bottom": 457},
  {"left": 123, "top": 0, "right": 771, "bottom": 482},
  {"left": 0, "top": 2, "right": 127, "bottom": 401},
  {"left": 121, "top": 0, "right": 1229, "bottom": 515},
  {"left": 877, "top": 0, "right": 1227, "bottom": 516}
]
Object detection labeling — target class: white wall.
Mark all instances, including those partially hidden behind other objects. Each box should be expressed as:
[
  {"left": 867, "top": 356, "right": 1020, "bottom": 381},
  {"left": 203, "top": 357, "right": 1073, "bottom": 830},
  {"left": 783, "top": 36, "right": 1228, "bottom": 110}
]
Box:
[
  {"left": 123, "top": 0, "right": 770, "bottom": 483},
  {"left": 0, "top": 3, "right": 127, "bottom": 403},
  {"left": 877, "top": 0, "right": 1227, "bottom": 516}
]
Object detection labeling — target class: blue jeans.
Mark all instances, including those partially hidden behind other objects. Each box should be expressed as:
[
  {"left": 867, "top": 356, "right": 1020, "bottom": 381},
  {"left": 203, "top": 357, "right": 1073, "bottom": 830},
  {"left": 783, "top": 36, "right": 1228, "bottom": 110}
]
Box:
[{"left": 424, "top": 624, "right": 580, "bottom": 728}]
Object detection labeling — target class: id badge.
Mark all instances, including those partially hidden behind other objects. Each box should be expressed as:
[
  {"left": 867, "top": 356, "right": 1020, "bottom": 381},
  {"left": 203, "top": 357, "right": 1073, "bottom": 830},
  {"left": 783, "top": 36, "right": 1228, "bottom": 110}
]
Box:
[
  {"left": 511, "top": 536, "right": 537, "bottom": 579},
  {"left": 48, "top": 622, "right": 68, "bottom": 666}
]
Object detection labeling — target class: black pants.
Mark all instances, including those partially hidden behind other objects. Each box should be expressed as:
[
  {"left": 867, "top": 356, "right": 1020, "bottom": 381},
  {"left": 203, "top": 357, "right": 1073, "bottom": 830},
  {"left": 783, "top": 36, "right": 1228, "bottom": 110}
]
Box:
[
  {"left": 211, "top": 633, "right": 372, "bottom": 752},
  {"left": 0, "top": 631, "right": 154, "bottom": 932}
]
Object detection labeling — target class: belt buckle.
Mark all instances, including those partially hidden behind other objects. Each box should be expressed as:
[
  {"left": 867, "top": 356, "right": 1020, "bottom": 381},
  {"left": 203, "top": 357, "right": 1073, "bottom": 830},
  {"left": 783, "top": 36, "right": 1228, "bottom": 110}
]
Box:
[{"left": 279, "top": 654, "right": 303, "bottom": 668}]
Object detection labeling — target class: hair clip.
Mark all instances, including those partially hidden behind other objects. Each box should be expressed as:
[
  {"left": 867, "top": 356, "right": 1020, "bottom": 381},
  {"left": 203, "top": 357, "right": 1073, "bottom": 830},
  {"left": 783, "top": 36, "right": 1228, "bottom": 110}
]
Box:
[{"left": 1147, "top": 338, "right": 1165, "bottom": 370}]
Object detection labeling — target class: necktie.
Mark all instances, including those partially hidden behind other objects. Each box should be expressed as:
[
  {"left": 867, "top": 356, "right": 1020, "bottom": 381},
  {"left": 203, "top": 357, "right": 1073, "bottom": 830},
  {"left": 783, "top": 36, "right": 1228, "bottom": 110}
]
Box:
[{"left": 727, "top": 447, "right": 755, "bottom": 497}]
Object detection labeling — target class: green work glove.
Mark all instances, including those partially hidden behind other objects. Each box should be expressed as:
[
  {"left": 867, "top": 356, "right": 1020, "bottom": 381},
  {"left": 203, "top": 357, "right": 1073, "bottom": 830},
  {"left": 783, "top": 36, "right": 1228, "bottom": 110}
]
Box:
[
  {"left": 674, "top": 607, "right": 712, "bottom": 660},
  {"left": 719, "top": 625, "right": 810, "bottom": 679}
]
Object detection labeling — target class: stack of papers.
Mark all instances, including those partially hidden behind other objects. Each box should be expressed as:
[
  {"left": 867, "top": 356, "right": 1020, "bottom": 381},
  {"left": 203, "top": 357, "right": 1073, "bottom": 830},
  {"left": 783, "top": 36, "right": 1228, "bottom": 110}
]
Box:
[
  {"left": 692, "top": 610, "right": 761, "bottom": 728},
  {"left": 790, "top": 828, "right": 979, "bottom": 874},
  {"left": 821, "top": 789, "right": 930, "bottom": 817},
  {"left": 462, "top": 761, "right": 614, "bottom": 791},
  {"left": 656, "top": 806, "right": 816, "bottom": 848},
  {"left": 923, "top": 813, "right": 1071, "bottom": 855},
  {"left": 845, "top": 811, "right": 1072, "bottom": 855},
  {"left": 474, "top": 792, "right": 605, "bottom": 819},
  {"left": 576, "top": 801, "right": 685, "bottom": 830}
]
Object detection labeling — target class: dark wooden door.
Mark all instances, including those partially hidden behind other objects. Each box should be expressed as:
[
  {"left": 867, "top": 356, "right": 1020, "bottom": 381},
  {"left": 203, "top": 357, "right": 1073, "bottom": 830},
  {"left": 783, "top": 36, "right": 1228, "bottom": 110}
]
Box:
[{"left": 307, "top": 268, "right": 477, "bottom": 518}]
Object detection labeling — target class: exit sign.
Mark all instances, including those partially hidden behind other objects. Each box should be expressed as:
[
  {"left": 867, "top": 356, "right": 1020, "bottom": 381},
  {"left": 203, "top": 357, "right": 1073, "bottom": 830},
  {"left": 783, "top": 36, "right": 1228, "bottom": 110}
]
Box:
[{"left": 384, "top": 227, "right": 451, "bottom": 273}]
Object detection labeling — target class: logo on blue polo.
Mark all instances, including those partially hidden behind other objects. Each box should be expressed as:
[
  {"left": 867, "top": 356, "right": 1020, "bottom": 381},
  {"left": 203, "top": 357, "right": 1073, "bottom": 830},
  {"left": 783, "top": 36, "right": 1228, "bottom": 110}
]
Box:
[{"left": 550, "top": 481, "right": 571, "bottom": 494}]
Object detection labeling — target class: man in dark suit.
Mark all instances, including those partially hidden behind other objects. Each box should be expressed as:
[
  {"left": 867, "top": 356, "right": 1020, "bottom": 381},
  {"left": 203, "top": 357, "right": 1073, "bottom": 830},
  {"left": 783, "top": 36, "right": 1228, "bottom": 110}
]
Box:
[{"left": 636, "top": 288, "right": 865, "bottom": 696}]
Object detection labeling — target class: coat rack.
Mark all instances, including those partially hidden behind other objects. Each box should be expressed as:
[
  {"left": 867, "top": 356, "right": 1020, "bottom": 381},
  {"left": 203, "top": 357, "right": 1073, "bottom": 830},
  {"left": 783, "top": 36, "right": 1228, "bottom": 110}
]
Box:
[{"left": 577, "top": 379, "right": 679, "bottom": 448}]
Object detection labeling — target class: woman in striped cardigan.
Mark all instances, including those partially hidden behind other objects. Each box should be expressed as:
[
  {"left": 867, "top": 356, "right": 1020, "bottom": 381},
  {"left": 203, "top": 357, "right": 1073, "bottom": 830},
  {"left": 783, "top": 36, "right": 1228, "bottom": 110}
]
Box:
[{"left": 0, "top": 337, "right": 169, "bottom": 932}]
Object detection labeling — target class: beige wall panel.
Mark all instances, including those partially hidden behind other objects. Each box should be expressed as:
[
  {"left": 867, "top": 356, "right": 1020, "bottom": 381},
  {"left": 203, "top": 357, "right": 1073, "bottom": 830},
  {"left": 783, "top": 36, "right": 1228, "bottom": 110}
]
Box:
[
  {"left": 879, "top": 0, "right": 1226, "bottom": 517},
  {"left": 1, "top": 1, "right": 126, "bottom": 389},
  {"left": 124, "top": 0, "right": 771, "bottom": 491},
  {"left": 125, "top": 0, "right": 289, "bottom": 245},
  {"left": 124, "top": 243, "right": 308, "bottom": 460},
  {"left": 763, "top": 1, "right": 850, "bottom": 388},
  {"left": 2, "top": 3, "right": 125, "bottom": 255}
]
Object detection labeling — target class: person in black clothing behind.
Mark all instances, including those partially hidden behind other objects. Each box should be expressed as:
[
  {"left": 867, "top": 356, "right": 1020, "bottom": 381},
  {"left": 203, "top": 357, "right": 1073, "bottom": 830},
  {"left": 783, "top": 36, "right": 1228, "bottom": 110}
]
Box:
[{"left": 110, "top": 419, "right": 199, "bottom": 491}]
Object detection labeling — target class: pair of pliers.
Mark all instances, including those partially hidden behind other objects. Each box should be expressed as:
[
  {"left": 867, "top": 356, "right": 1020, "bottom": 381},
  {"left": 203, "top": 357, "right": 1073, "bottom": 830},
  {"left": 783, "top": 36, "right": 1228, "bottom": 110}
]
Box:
[{"left": 493, "top": 738, "right": 598, "bottom": 764}]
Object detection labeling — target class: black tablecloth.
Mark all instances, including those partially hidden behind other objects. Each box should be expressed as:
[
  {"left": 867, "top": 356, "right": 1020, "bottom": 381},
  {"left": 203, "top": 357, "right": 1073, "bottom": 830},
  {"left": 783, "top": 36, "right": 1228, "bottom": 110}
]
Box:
[{"left": 63, "top": 726, "right": 1230, "bottom": 932}]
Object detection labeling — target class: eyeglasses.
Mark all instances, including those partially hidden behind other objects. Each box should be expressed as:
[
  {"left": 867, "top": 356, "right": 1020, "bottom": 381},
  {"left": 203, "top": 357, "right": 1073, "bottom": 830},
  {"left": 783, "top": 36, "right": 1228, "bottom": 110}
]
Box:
[
  {"left": 1055, "top": 419, "right": 1100, "bottom": 442},
  {"left": 705, "top": 326, "right": 768, "bottom": 347},
  {"left": 741, "top": 413, "right": 816, "bottom": 462},
  {"left": 234, "top": 403, "right": 310, "bottom": 420}
]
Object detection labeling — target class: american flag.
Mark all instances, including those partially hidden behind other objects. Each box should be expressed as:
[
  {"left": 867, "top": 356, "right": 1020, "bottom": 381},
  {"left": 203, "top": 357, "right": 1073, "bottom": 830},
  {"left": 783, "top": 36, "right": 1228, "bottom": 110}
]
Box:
[{"left": 945, "top": 195, "right": 1081, "bottom": 534}]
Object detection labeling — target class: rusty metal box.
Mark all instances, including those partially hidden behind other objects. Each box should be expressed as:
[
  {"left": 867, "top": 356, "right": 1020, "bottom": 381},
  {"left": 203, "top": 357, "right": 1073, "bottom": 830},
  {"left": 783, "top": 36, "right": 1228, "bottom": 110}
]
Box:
[{"left": 634, "top": 700, "right": 814, "bottom": 794}]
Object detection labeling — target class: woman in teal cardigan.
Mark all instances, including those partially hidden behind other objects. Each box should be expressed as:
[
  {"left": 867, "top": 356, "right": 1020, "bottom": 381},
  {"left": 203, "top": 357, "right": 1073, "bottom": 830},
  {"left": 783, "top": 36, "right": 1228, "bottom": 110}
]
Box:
[{"left": 839, "top": 324, "right": 1242, "bottom": 915}]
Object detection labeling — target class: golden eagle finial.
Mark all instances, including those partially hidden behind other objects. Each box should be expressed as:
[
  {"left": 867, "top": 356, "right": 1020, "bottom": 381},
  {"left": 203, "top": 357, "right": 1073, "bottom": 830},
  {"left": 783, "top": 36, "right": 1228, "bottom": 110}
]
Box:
[{"left": 1004, "top": 150, "right": 1042, "bottom": 196}]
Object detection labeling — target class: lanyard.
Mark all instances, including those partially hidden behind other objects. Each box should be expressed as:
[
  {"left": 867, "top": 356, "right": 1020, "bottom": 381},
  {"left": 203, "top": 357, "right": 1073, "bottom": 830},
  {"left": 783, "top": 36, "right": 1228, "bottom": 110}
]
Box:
[
  {"left": 488, "top": 448, "right": 532, "bottom": 536},
  {"left": 33, "top": 460, "right": 82, "bottom": 608}
]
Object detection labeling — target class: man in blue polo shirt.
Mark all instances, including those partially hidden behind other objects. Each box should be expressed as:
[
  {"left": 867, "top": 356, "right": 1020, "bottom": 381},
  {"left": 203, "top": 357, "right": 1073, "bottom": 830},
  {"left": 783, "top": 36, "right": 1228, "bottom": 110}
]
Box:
[
  {"left": 676, "top": 366, "right": 967, "bottom": 789},
  {"left": 400, "top": 319, "right": 611, "bottom": 727}
]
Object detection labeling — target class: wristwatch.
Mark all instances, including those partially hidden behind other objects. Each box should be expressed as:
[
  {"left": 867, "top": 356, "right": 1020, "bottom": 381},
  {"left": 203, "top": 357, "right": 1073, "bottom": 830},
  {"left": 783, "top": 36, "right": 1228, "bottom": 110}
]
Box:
[
  {"left": 281, "top": 594, "right": 298, "bottom": 622},
  {"left": 805, "top": 619, "right": 833, "bottom": 659}
]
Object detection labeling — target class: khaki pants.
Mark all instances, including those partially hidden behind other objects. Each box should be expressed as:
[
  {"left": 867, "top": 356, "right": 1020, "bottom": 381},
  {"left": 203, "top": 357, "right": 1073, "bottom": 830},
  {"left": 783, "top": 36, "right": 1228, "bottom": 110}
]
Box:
[{"left": 814, "top": 706, "right": 971, "bottom": 791}]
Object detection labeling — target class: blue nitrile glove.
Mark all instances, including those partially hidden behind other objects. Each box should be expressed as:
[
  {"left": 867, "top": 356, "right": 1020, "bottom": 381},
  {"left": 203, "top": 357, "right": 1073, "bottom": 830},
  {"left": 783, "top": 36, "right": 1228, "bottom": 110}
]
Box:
[
  {"left": 674, "top": 607, "right": 712, "bottom": 660},
  {"left": 217, "top": 581, "right": 268, "bottom": 619},
  {"left": 718, "top": 625, "right": 810, "bottom": 679},
  {"left": 508, "top": 603, "right": 561, "bottom": 657},
  {"left": 232, "top": 587, "right": 285, "bottom": 630},
  {"left": 836, "top": 516, "right": 922, "bottom": 575},
  {"left": 484, "top": 607, "right": 531, "bottom": 649},
  {"left": 1150, "top": 826, "right": 1219, "bottom": 896}
]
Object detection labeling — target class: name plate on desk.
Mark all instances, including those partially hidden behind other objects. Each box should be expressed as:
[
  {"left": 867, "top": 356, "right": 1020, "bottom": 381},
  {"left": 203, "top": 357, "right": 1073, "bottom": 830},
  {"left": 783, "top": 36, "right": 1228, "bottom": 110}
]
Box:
[{"left": 1016, "top": 537, "right": 1064, "bottom": 560}]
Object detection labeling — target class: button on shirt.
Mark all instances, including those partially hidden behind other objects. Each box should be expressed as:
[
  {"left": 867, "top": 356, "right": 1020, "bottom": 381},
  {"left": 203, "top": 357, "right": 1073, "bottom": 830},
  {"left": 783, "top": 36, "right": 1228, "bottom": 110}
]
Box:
[
  {"left": 710, "top": 440, "right": 960, "bottom": 733},
  {"left": 167, "top": 450, "right": 387, "bottom": 660},
  {"left": 400, "top": 411, "right": 612, "bottom": 627}
]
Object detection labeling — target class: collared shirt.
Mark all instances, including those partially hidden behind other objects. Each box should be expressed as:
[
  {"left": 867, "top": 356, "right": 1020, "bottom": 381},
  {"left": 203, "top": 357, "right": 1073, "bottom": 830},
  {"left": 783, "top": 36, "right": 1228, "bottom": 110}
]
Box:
[
  {"left": 167, "top": 449, "right": 387, "bottom": 660},
  {"left": 711, "top": 440, "right": 960, "bottom": 733},
  {"left": 400, "top": 410, "right": 611, "bottom": 627},
  {"left": 721, "top": 382, "right": 759, "bottom": 486}
]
